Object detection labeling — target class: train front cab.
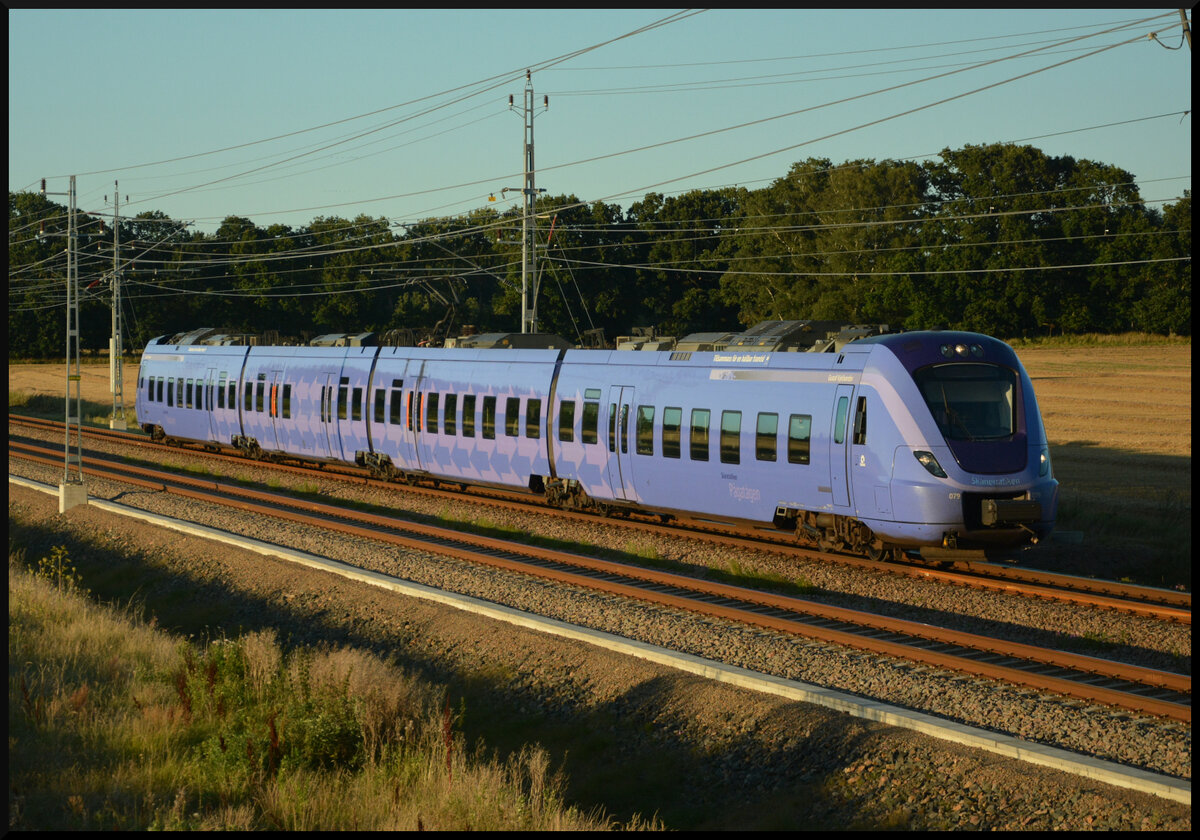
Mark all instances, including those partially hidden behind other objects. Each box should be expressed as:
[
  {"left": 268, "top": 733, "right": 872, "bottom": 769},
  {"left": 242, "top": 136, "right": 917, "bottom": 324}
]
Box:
[{"left": 859, "top": 332, "right": 1058, "bottom": 552}]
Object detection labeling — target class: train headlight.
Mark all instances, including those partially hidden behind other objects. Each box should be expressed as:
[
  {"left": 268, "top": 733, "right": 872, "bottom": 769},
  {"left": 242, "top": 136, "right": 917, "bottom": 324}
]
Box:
[
  {"left": 914, "top": 450, "right": 948, "bottom": 478},
  {"left": 1038, "top": 447, "right": 1052, "bottom": 478},
  {"left": 939, "top": 343, "right": 981, "bottom": 358}
]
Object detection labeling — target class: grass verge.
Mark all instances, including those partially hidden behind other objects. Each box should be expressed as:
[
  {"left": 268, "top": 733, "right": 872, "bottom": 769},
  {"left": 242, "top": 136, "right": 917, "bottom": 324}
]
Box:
[{"left": 8, "top": 545, "right": 657, "bottom": 831}]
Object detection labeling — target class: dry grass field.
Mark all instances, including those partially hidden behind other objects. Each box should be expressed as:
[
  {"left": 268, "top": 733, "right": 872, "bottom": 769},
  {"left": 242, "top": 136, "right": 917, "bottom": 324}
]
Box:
[{"left": 9, "top": 339, "right": 1191, "bottom": 586}]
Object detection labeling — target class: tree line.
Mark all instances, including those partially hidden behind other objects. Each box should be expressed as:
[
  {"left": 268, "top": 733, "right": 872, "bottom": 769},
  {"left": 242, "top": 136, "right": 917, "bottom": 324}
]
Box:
[{"left": 8, "top": 143, "right": 1190, "bottom": 359}]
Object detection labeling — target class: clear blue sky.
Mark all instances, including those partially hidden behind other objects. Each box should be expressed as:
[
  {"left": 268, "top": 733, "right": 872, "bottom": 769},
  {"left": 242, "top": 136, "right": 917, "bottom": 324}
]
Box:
[{"left": 8, "top": 9, "right": 1192, "bottom": 235}]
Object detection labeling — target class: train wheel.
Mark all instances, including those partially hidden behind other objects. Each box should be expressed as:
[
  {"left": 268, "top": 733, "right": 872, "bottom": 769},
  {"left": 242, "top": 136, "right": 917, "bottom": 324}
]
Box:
[{"left": 866, "top": 544, "right": 903, "bottom": 563}]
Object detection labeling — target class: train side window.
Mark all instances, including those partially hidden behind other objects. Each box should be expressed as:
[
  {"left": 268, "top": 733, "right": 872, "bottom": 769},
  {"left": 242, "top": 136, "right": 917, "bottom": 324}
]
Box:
[
  {"left": 505, "top": 397, "right": 520, "bottom": 437},
  {"left": 427, "top": 392, "right": 440, "bottom": 432},
  {"left": 352, "top": 387, "right": 363, "bottom": 421},
  {"left": 338, "top": 379, "right": 348, "bottom": 421},
  {"left": 407, "top": 392, "right": 414, "bottom": 431},
  {"left": 662, "top": 407, "right": 682, "bottom": 459},
  {"left": 462, "top": 394, "right": 476, "bottom": 437},
  {"left": 582, "top": 400, "right": 599, "bottom": 444},
  {"left": 374, "top": 389, "right": 386, "bottom": 424},
  {"left": 833, "top": 396, "right": 849, "bottom": 444},
  {"left": 852, "top": 396, "right": 867, "bottom": 445},
  {"left": 788, "top": 414, "right": 812, "bottom": 465},
  {"left": 444, "top": 393, "right": 457, "bottom": 436},
  {"left": 636, "top": 405, "right": 654, "bottom": 456},
  {"left": 619, "top": 404, "right": 629, "bottom": 454},
  {"left": 167, "top": 377, "right": 174, "bottom": 407},
  {"left": 256, "top": 379, "right": 266, "bottom": 413},
  {"left": 226, "top": 381, "right": 234, "bottom": 410},
  {"left": 558, "top": 399, "right": 575, "bottom": 442},
  {"left": 184, "top": 379, "right": 193, "bottom": 409},
  {"left": 282, "top": 384, "right": 292, "bottom": 419},
  {"left": 157, "top": 376, "right": 164, "bottom": 403},
  {"left": 756, "top": 412, "right": 778, "bottom": 461},
  {"left": 177, "top": 378, "right": 184, "bottom": 407},
  {"left": 527, "top": 398, "right": 541, "bottom": 439},
  {"left": 690, "top": 408, "right": 710, "bottom": 461},
  {"left": 217, "top": 375, "right": 226, "bottom": 409},
  {"left": 390, "top": 381, "right": 403, "bottom": 425},
  {"left": 607, "top": 403, "right": 616, "bottom": 452},
  {"left": 482, "top": 396, "right": 496, "bottom": 439},
  {"left": 721, "top": 411, "right": 742, "bottom": 464}
]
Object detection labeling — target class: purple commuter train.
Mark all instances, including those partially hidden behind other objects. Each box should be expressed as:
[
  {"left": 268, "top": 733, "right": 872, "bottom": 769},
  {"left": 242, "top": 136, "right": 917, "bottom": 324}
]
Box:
[{"left": 136, "top": 327, "right": 1057, "bottom": 560}]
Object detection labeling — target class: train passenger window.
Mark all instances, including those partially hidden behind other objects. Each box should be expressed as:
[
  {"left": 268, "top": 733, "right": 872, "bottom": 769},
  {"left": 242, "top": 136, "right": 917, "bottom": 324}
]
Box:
[
  {"left": 721, "top": 411, "right": 742, "bottom": 464},
  {"left": 227, "top": 381, "right": 235, "bottom": 411},
  {"left": 620, "top": 404, "right": 629, "bottom": 454},
  {"left": 690, "top": 409, "right": 710, "bottom": 461},
  {"left": 582, "top": 401, "right": 599, "bottom": 444},
  {"left": 482, "top": 396, "right": 496, "bottom": 439},
  {"left": 256, "top": 380, "right": 266, "bottom": 413},
  {"left": 853, "top": 397, "right": 867, "bottom": 445},
  {"left": 217, "top": 375, "right": 226, "bottom": 409},
  {"left": 407, "top": 392, "right": 414, "bottom": 431},
  {"left": 427, "top": 393, "right": 439, "bottom": 432},
  {"left": 352, "top": 387, "right": 362, "bottom": 421},
  {"left": 338, "top": 379, "right": 348, "bottom": 421},
  {"left": 320, "top": 386, "right": 328, "bottom": 422},
  {"left": 157, "top": 377, "right": 164, "bottom": 403},
  {"left": 558, "top": 400, "right": 575, "bottom": 442},
  {"left": 788, "top": 415, "right": 812, "bottom": 465},
  {"left": 390, "top": 382, "right": 403, "bottom": 425},
  {"left": 527, "top": 398, "right": 541, "bottom": 439},
  {"left": 416, "top": 393, "right": 423, "bottom": 432},
  {"left": 662, "top": 407, "right": 682, "bottom": 458},
  {"left": 444, "top": 394, "right": 457, "bottom": 436},
  {"left": 756, "top": 413, "right": 778, "bottom": 462},
  {"left": 833, "top": 396, "right": 849, "bottom": 444},
  {"left": 177, "top": 379, "right": 184, "bottom": 407},
  {"left": 186, "top": 379, "right": 194, "bottom": 409},
  {"left": 636, "top": 405, "right": 654, "bottom": 456},
  {"left": 608, "top": 403, "right": 616, "bottom": 452},
  {"left": 282, "top": 384, "right": 291, "bottom": 419},
  {"left": 167, "top": 377, "right": 174, "bottom": 407},
  {"left": 462, "top": 394, "right": 476, "bottom": 437},
  {"left": 374, "top": 389, "right": 385, "bottom": 424},
  {"left": 505, "top": 397, "right": 520, "bottom": 437}
]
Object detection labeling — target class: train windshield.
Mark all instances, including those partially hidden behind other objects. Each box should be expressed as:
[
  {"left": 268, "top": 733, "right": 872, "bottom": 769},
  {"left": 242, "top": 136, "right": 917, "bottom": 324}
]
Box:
[{"left": 912, "top": 363, "right": 1016, "bottom": 441}]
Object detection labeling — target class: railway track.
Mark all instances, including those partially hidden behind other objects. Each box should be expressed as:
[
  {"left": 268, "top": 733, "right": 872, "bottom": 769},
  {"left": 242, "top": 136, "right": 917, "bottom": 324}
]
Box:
[
  {"left": 10, "top": 414, "right": 1191, "bottom": 623},
  {"left": 9, "top": 435, "right": 1192, "bottom": 723}
]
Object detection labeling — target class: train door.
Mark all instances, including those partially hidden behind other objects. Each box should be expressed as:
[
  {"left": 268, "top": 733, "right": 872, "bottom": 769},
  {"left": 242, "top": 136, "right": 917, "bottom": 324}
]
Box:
[
  {"left": 205, "top": 366, "right": 219, "bottom": 440},
  {"left": 402, "top": 361, "right": 426, "bottom": 471},
  {"left": 830, "top": 384, "right": 854, "bottom": 508},
  {"left": 266, "top": 370, "right": 284, "bottom": 451},
  {"left": 606, "top": 385, "right": 635, "bottom": 501},
  {"left": 333, "top": 372, "right": 370, "bottom": 463},
  {"left": 320, "top": 374, "right": 335, "bottom": 459}
]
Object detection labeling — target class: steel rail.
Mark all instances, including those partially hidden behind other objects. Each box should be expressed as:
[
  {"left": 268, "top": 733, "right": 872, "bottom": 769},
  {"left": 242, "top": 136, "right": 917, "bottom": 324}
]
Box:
[
  {"left": 10, "top": 441, "right": 1191, "bottom": 722},
  {"left": 9, "top": 415, "right": 1193, "bottom": 621},
  {"left": 9, "top": 415, "right": 1191, "bottom": 619}
]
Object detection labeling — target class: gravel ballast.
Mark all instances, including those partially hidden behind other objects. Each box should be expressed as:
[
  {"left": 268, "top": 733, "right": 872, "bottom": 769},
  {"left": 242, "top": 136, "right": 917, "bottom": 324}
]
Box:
[{"left": 7, "top": 433, "right": 1192, "bottom": 830}]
